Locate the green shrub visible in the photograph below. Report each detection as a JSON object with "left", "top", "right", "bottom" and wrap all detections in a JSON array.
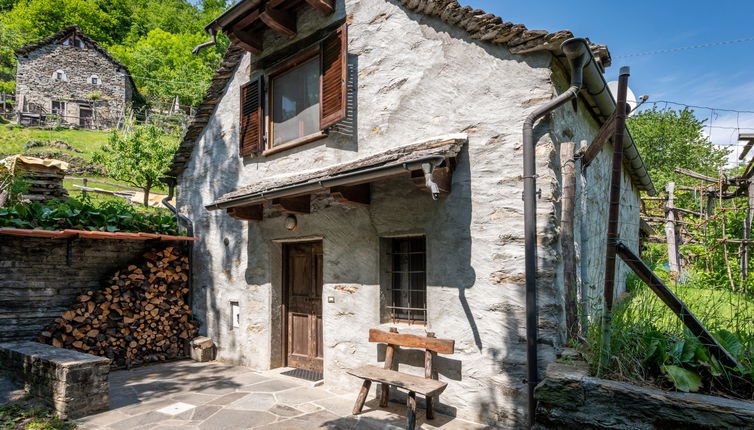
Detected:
[
  {"left": 0, "top": 195, "right": 178, "bottom": 235},
  {"left": 586, "top": 271, "right": 754, "bottom": 399}
]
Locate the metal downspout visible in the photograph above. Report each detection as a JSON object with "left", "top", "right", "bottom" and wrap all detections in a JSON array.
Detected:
[
  {"left": 521, "top": 37, "right": 589, "bottom": 428},
  {"left": 161, "top": 179, "right": 195, "bottom": 327}
]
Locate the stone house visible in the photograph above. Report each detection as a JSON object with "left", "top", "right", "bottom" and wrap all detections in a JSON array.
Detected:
[
  {"left": 14, "top": 25, "right": 138, "bottom": 128},
  {"left": 167, "top": 0, "right": 655, "bottom": 427}
]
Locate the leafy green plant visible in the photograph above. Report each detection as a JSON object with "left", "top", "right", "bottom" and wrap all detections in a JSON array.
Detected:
[
  {"left": 93, "top": 121, "right": 177, "bottom": 207},
  {"left": 0, "top": 162, "right": 29, "bottom": 206},
  {"left": 0, "top": 195, "right": 177, "bottom": 235}
]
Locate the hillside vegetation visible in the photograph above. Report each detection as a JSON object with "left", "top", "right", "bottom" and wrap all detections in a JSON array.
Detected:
[{"left": 0, "top": 0, "right": 231, "bottom": 106}]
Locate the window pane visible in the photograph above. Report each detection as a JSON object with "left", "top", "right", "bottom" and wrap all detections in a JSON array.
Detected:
[
  {"left": 386, "top": 237, "right": 427, "bottom": 323},
  {"left": 271, "top": 58, "right": 320, "bottom": 146}
]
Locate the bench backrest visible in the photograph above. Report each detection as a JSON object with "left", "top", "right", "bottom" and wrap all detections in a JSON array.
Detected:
[{"left": 368, "top": 328, "right": 454, "bottom": 354}]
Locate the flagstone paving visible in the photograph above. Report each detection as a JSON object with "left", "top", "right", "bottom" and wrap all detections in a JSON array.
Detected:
[{"left": 76, "top": 360, "right": 490, "bottom": 429}]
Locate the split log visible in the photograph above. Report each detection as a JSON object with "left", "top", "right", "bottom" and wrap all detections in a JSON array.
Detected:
[{"left": 39, "top": 246, "right": 198, "bottom": 368}]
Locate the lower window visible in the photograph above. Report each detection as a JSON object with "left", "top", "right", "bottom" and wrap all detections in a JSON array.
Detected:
[{"left": 383, "top": 236, "right": 427, "bottom": 324}]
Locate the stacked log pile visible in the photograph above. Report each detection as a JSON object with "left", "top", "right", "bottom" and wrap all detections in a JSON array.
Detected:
[{"left": 39, "top": 246, "right": 198, "bottom": 368}]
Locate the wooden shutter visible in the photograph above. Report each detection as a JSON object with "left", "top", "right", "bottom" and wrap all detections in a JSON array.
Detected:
[
  {"left": 240, "top": 78, "right": 263, "bottom": 157},
  {"left": 320, "top": 24, "right": 347, "bottom": 129}
]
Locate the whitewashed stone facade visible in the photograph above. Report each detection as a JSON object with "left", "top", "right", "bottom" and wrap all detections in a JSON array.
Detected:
[
  {"left": 15, "top": 26, "right": 136, "bottom": 128},
  {"left": 172, "top": 1, "right": 650, "bottom": 427}
]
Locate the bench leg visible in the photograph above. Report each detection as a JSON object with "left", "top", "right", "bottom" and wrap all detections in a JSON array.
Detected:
[
  {"left": 407, "top": 391, "right": 417, "bottom": 430},
  {"left": 379, "top": 382, "right": 389, "bottom": 407},
  {"left": 426, "top": 395, "right": 434, "bottom": 420},
  {"left": 352, "top": 380, "right": 372, "bottom": 415}
]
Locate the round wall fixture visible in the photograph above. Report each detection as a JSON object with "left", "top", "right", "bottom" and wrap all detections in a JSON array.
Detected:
[{"left": 285, "top": 215, "right": 298, "bottom": 231}]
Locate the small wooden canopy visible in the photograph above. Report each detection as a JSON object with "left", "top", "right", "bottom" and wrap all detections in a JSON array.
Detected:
[{"left": 206, "top": 0, "right": 336, "bottom": 55}]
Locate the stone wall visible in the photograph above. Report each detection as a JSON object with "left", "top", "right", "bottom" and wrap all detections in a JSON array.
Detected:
[
  {"left": 15, "top": 40, "right": 131, "bottom": 127},
  {"left": 176, "top": 0, "right": 643, "bottom": 427},
  {"left": 0, "top": 236, "right": 177, "bottom": 342},
  {"left": 0, "top": 341, "right": 109, "bottom": 418},
  {"left": 535, "top": 361, "right": 754, "bottom": 429}
]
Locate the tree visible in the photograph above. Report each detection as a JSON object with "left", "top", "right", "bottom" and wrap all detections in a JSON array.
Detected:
[
  {"left": 628, "top": 107, "right": 729, "bottom": 190},
  {"left": 94, "top": 123, "right": 177, "bottom": 207}
]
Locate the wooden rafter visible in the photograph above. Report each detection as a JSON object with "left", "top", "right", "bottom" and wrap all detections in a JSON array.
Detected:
[
  {"left": 304, "top": 0, "right": 335, "bottom": 15},
  {"left": 330, "top": 184, "right": 370, "bottom": 207},
  {"left": 272, "top": 196, "right": 310, "bottom": 214},
  {"left": 228, "top": 205, "right": 263, "bottom": 221},
  {"left": 260, "top": 7, "right": 296, "bottom": 38}
]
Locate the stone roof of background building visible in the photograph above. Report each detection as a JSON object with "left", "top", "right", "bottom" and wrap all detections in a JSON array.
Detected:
[
  {"left": 16, "top": 25, "right": 130, "bottom": 71},
  {"left": 167, "top": 0, "right": 613, "bottom": 177}
]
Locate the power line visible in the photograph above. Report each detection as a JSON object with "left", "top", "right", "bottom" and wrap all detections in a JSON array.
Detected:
[
  {"left": 130, "top": 75, "right": 206, "bottom": 85},
  {"left": 615, "top": 36, "right": 754, "bottom": 59},
  {"left": 642, "top": 100, "right": 754, "bottom": 115}
]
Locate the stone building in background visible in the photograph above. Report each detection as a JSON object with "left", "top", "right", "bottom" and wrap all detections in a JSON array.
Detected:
[{"left": 14, "top": 25, "right": 139, "bottom": 129}]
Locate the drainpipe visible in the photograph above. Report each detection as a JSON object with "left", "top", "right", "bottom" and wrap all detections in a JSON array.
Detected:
[
  {"left": 161, "top": 177, "right": 195, "bottom": 324},
  {"left": 521, "top": 37, "right": 590, "bottom": 428}
]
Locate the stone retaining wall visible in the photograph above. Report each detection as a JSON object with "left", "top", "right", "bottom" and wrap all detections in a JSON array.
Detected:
[
  {"left": 0, "top": 341, "right": 109, "bottom": 418},
  {"left": 0, "top": 236, "right": 180, "bottom": 341},
  {"left": 535, "top": 361, "right": 754, "bottom": 429}
]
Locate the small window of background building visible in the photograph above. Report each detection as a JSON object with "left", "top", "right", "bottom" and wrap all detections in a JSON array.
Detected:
[
  {"left": 89, "top": 75, "right": 100, "bottom": 85},
  {"left": 52, "top": 70, "right": 67, "bottom": 81}
]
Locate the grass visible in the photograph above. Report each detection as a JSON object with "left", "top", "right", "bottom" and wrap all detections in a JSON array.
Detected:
[
  {"left": 0, "top": 125, "right": 110, "bottom": 161},
  {"left": 0, "top": 125, "right": 170, "bottom": 195},
  {"left": 585, "top": 268, "right": 754, "bottom": 399},
  {"left": 0, "top": 404, "right": 76, "bottom": 430}
]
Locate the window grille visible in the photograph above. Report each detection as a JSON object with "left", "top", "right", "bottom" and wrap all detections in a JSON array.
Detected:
[{"left": 385, "top": 236, "right": 426, "bottom": 324}]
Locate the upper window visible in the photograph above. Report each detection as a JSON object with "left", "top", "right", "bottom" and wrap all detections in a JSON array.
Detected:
[
  {"left": 383, "top": 236, "right": 427, "bottom": 324},
  {"left": 89, "top": 75, "right": 100, "bottom": 85},
  {"left": 270, "top": 55, "right": 321, "bottom": 147},
  {"left": 52, "top": 70, "right": 67, "bottom": 81},
  {"left": 238, "top": 24, "right": 347, "bottom": 157},
  {"left": 62, "top": 37, "right": 84, "bottom": 48}
]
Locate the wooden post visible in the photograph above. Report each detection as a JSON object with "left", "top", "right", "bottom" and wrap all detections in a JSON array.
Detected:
[
  {"left": 741, "top": 180, "right": 754, "bottom": 291},
  {"left": 560, "top": 141, "right": 578, "bottom": 339},
  {"left": 82, "top": 178, "right": 88, "bottom": 199},
  {"left": 665, "top": 182, "right": 681, "bottom": 281},
  {"left": 406, "top": 391, "right": 417, "bottom": 430},
  {"left": 379, "top": 327, "right": 398, "bottom": 407},
  {"left": 577, "top": 140, "right": 590, "bottom": 337},
  {"left": 352, "top": 380, "right": 371, "bottom": 415},
  {"left": 425, "top": 331, "right": 436, "bottom": 420}
]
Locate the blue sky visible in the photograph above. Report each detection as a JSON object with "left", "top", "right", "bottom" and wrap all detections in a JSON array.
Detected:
[{"left": 460, "top": 1, "right": 754, "bottom": 155}]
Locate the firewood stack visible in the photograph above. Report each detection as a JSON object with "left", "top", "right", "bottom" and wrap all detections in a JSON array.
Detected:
[{"left": 39, "top": 246, "right": 199, "bottom": 368}]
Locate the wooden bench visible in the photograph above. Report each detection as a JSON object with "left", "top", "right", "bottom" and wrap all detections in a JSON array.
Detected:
[{"left": 347, "top": 328, "right": 455, "bottom": 430}]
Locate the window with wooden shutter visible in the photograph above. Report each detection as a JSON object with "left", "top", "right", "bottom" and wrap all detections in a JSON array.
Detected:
[
  {"left": 319, "top": 24, "right": 347, "bottom": 129},
  {"left": 240, "top": 79, "right": 263, "bottom": 157}
]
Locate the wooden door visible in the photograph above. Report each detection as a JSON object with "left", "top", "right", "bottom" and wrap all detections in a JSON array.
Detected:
[{"left": 284, "top": 241, "right": 323, "bottom": 372}]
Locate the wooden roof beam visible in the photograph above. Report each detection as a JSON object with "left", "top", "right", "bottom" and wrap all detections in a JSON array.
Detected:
[
  {"left": 304, "top": 0, "right": 335, "bottom": 15},
  {"left": 260, "top": 7, "right": 297, "bottom": 38},
  {"left": 228, "top": 31, "right": 263, "bottom": 55}
]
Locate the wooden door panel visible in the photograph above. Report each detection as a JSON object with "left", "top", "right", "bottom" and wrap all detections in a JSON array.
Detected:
[{"left": 284, "top": 241, "right": 323, "bottom": 373}]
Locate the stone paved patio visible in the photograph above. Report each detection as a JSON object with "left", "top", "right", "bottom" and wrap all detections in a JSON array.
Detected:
[{"left": 77, "top": 360, "right": 489, "bottom": 429}]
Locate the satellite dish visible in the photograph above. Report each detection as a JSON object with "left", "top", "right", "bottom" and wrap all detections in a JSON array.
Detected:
[{"left": 607, "top": 81, "right": 638, "bottom": 116}]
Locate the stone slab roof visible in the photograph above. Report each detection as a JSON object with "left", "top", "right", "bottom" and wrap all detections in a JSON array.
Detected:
[
  {"left": 207, "top": 134, "right": 467, "bottom": 209},
  {"left": 166, "top": 0, "right": 611, "bottom": 177},
  {"left": 16, "top": 25, "right": 129, "bottom": 71}
]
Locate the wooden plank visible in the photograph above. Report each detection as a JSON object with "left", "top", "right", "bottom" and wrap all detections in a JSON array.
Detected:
[
  {"left": 368, "top": 329, "right": 454, "bottom": 354},
  {"left": 65, "top": 176, "right": 142, "bottom": 192},
  {"left": 674, "top": 167, "right": 718, "bottom": 183},
  {"left": 347, "top": 366, "right": 448, "bottom": 397},
  {"left": 578, "top": 110, "right": 617, "bottom": 167}
]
